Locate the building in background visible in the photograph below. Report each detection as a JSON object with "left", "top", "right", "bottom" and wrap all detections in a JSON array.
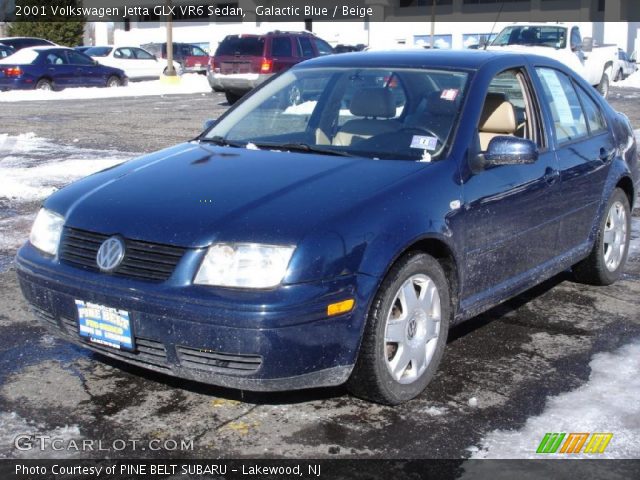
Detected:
[{"left": 84, "top": 1, "right": 638, "bottom": 56}]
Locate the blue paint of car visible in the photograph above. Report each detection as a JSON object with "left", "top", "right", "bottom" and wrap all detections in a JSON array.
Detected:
[
  {"left": 16, "top": 50, "right": 639, "bottom": 404},
  {"left": 0, "top": 46, "right": 126, "bottom": 90}
]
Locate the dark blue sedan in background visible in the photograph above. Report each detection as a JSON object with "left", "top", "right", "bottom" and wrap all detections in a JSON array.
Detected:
[
  {"left": 16, "top": 51, "right": 639, "bottom": 404},
  {"left": 0, "top": 46, "right": 127, "bottom": 91}
]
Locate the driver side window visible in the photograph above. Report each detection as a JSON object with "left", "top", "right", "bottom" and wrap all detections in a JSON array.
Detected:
[{"left": 478, "top": 69, "right": 540, "bottom": 151}]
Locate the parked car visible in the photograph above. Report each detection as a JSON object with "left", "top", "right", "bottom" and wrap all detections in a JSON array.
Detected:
[
  {"left": 0, "top": 37, "right": 55, "bottom": 51},
  {"left": 85, "top": 45, "right": 181, "bottom": 80},
  {"left": 208, "top": 31, "right": 334, "bottom": 104},
  {"left": 140, "top": 42, "right": 208, "bottom": 74},
  {"left": 17, "top": 51, "right": 638, "bottom": 404},
  {"left": 0, "top": 43, "right": 14, "bottom": 59},
  {"left": 613, "top": 48, "right": 637, "bottom": 81},
  {"left": 0, "top": 47, "right": 127, "bottom": 91},
  {"left": 73, "top": 46, "right": 93, "bottom": 53},
  {"left": 335, "top": 44, "right": 366, "bottom": 53},
  {"left": 488, "top": 23, "right": 619, "bottom": 97}
]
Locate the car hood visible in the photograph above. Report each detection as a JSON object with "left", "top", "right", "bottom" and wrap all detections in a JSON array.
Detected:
[{"left": 48, "top": 142, "right": 425, "bottom": 248}]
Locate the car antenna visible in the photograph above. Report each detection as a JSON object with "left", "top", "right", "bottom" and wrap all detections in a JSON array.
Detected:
[{"left": 484, "top": 0, "right": 505, "bottom": 50}]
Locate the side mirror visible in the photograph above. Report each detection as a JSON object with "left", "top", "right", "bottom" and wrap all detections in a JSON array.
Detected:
[
  {"left": 581, "top": 37, "right": 593, "bottom": 53},
  {"left": 203, "top": 119, "right": 216, "bottom": 131},
  {"left": 483, "top": 136, "right": 538, "bottom": 167}
]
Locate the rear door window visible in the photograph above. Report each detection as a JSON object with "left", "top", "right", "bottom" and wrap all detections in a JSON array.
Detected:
[
  {"left": 44, "top": 52, "right": 66, "bottom": 65},
  {"left": 575, "top": 86, "right": 607, "bottom": 135},
  {"left": 536, "top": 68, "right": 589, "bottom": 144},
  {"left": 297, "top": 37, "right": 314, "bottom": 57},
  {"left": 271, "top": 37, "right": 292, "bottom": 57},
  {"left": 114, "top": 48, "right": 135, "bottom": 59}
]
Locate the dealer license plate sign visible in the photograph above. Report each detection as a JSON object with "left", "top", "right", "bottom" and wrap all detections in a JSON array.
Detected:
[{"left": 75, "top": 300, "right": 134, "bottom": 350}]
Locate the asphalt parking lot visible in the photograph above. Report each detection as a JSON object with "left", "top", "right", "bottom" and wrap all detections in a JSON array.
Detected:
[{"left": 0, "top": 88, "right": 639, "bottom": 459}]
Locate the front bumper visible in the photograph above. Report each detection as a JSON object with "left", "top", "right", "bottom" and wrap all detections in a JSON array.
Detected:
[
  {"left": 206, "top": 71, "right": 271, "bottom": 93},
  {"left": 16, "top": 242, "right": 378, "bottom": 391}
]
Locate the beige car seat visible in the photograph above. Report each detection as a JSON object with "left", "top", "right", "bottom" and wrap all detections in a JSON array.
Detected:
[
  {"left": 332, "top": 87, "right": 400, "bottom": 146},
  {"left": 479, "top": 93, "right": 517, "bottom": 151}
]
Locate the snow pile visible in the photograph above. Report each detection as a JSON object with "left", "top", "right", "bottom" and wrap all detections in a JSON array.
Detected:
[
  {"left": 0, "top": 73, "right": 210, "bottom": 102},
  {"left": 613, "top": 70, "right": 640, "bottom": 89},
  {"left": 0, "top": 133, "right": 132, "bottom": 201},
  {"left": 470, "top": 339, "right": 640, "bottom": 459}
]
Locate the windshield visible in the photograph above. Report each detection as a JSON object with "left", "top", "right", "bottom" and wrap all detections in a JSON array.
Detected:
[
  {"left": 492, "top": 26, "right": 567, "bottom": 49},
  {"left": 85, "top": 47, "right": 112, "bottom": 57},
  {"left": 205, "top": 67, "right": 468, "bottom": 161}
]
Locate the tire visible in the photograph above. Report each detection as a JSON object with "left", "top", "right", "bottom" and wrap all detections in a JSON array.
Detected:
[
  {"left": 573, "top": 188, "right": 631, "bottom": 286},
  {"left": 347, "top": 252, "right": 451, "bottom": 405},
  {"left": 597, "top": 68, "right": 610, "bottom": 98},
  {"left": 106, "top": 76, "right": 121, "bottom": 88},
  {"left": 225, "top": 91, "right": 243, "bottom": 105},
  {"left": 614, "top": 68, "right": 623, "bottom": 82},
  {"left": 35, "top": 79, "right": 53, "bottom": 91}
]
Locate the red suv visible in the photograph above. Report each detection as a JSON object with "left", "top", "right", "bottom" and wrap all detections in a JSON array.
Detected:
[{"left": 208, "top": 31, "right": 334, "bottom": 104}]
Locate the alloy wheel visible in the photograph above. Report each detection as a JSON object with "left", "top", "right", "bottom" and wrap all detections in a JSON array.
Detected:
[
  {"left": 603, "top": 200, "right": 628, "bottom": 272},
  {"left": 384, "top": 274, "right": 441, "bottom": 384}
]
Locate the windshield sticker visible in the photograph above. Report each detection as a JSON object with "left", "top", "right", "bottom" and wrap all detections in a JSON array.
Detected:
[
  {"left": 411, "top": 135, "right": 438, "bottom": 151},
  {"left": 440, "top": 89, "right": 459, "bottom": 101}
]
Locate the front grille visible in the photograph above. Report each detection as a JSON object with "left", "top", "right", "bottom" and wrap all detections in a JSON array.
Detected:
[
  {"left": 59, "top": 227, "right": 186, "bottom": 282},
  {"left": 177, "top": 345, "right": 262, "bottom": 375},
  {"left": 59, "top": 315, "right": 171, "bottom": 371}
]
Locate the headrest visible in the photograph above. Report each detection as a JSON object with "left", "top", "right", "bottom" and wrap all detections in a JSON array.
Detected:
[
  {"left": 350, "top": 88, "right": 396, "bottom": 118},
  {"left": 425, "top": 90, "right": 459, "bottom": 116},
  {"left": 479, "top": 93, "right": 517, "bottom": 134}
]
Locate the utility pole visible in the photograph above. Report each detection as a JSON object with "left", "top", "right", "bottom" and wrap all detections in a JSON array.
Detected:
[
  {"left": 430, "top": 0, "right": 436, "bottom": 48},
  {"left": 165, "top": 0, "right": 176, "bottom": 76}
]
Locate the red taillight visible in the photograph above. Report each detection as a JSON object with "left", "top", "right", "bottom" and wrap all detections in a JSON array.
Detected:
[
  {"left": 260, "top": 58, "right": 273, "bottom": 74},
  {"left": 3, "top": 66, "right": 22, "bottom": 77}
]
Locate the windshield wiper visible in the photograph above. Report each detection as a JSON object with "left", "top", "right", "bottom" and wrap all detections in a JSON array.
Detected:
[
  {"left": 257, "top": 142, "right": 357, "bottom": 158},
  {"left": 199, "top": 136, "right": 245, "bottom": 148}
]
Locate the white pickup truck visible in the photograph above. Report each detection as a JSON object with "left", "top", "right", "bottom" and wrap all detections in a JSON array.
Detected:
[{"left": 488, "top": 23, "right": 619, "bottom": 98}]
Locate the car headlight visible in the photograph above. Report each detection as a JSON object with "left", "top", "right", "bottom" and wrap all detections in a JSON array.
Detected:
[
  {"left": 194, "top": 243, "right": 295, "bottom": 288},
  {"left": 29, "top": 208, "right": 65, "bottom": 256}
]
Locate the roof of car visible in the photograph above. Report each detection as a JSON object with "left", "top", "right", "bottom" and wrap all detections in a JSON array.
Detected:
[{"left": 296, "top": 49, "right": 557, "bottom": 71}]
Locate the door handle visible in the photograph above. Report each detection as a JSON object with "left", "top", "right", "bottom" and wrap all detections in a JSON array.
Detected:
[
  {"left": 599, "top": 147, "right": 615, "bottom": 162},
  {"left": 544, "top": 168, "right": 560, "bottom": 185}
]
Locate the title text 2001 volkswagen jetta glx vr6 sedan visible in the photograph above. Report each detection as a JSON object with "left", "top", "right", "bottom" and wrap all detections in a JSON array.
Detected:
[{"left": 17, "top": 51, "right": 639, "bottom": 404}]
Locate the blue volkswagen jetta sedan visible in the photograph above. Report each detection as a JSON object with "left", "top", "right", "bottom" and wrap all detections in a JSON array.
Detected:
[
  {"left": 0, "top": 46, "right": 126, "bottom": 91},
  {"left": 16, "top": 51, "right": 639, "bottom": 404}
]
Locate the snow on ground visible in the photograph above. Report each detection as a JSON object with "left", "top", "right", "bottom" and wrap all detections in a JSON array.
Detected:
[
  {"left": 0, "top": 74, "right": 210, "bottom": 102},
  {"left": 469, "top": 339, "right": 640, "bottom": 459},
  {"left": 613, "top": 70, "right": 640, "bottom": 89},
  {"left": 0, "top": 133, "right": 135, "bottom": 272},
  {"left": 0, "top": 411, "right": 82, "bottom": 459},
  {"left": 0, "top": 133, "right": 133, "bottom": 201}
]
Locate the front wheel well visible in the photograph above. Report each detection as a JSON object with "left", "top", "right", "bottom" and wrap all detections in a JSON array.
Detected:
[
  {"left": 617, "top": 176, "right": 636, "bottom": 209},
  {"left": 396, "top": 238, "right": 460, "bottom": 318}
]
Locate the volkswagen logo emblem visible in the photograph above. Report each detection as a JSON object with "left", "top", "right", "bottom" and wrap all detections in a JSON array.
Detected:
[{"left": 96, "top": 236, "right": 125, "bottom": 272}]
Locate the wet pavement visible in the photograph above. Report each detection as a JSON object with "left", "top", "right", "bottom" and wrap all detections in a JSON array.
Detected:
[{"left": 0, "top": 88, "right": 639, "bottom": 459}]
